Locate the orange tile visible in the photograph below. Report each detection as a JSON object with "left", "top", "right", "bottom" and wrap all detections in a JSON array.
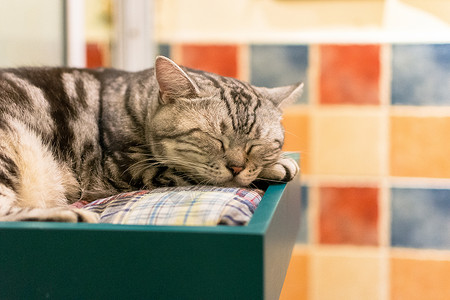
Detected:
[
  {"left": 279, "top": 249, "right": 308, "bottom": 300},
  {"left": 319, "top": 186, "right": 379, "bottom": 246},
  {"left": 282, "top": 110, "right": 309, "bottom": 174},
  {"left": 311, "top": 250, "right": 381, "bottom": 300},
  {"left": 391, "top": 257, "right": 450, "bottom": 300},
  {"left": 179, "top": 44, "right": 239, "bottom": 78},
  {"left": 319, "top": 45, "right": 380, "bottom": 105},
  {"left": 86, "top": 42, "right": 105, "bottom": 68},
  {"left": 313, "top": 111, "right": 382, "bottom": 176},
  {"left": 390, "top": 116, "right": 450, "bottom": 178}
]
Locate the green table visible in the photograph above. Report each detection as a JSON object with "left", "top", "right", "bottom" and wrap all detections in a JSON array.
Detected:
[{"left": 0, "top": 172, "right": 301, "bottom": 299}]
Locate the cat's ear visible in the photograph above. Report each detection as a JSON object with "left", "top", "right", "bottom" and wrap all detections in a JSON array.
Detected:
[
  {"left": 155, "top": 56, "right": 199, "bottom": 104},
  {"left": 256, "top": 82, "right": 304, "bottom": 109}
]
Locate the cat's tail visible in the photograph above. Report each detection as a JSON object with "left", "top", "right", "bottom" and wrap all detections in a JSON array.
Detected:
[{"left": 0, "top": 119, "right": 99, "bottom": 223}]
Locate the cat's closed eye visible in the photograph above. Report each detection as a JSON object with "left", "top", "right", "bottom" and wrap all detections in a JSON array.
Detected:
[
  {"left": 246, "top": 140, "right": 281, "bottom": 154},
  {"left": 218, "top": 139, "right": 226, "bottom": 152},
  {"left": 246, "top": 144, "right": 256, "bottom": 155}
]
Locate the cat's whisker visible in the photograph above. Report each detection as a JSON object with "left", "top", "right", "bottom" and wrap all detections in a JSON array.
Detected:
[
  {"left": 249, "top": 182, "right": 260, "bottom": 189},
  {"left": 121, "top": 159, "right": 163, "bottom": 177},
  {"left": 283, "top": 129, "right": 299, "bottom": 139},
  {"left": 255, "top": 177, "right": 286, "bottom": 184}
]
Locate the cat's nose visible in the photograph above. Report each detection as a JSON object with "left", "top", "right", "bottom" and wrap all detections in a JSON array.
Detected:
[{"left": 228, "top": 165, "right": 244, "bottom": 176}]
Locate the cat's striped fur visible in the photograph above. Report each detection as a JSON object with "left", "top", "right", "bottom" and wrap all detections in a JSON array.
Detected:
[{"left": 0, "top": 56, "right": 301, "bottom": 222}]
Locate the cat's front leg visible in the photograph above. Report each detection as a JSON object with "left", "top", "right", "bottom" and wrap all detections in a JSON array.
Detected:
[{"left": 258, "top": 155, "right": 299, "bottom": 183}]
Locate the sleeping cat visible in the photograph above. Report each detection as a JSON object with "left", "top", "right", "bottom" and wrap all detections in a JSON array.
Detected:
[{"left": 0, "top": 56, "right": 301, "bottom": 222}]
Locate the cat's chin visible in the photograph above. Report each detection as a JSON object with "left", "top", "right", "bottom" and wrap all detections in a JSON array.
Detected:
[
  {"left": 218, "top": 182, "right": 246, "bottom": 188},
  {"left": 217, "top": 177, "right": 253, "bottom": 188}
]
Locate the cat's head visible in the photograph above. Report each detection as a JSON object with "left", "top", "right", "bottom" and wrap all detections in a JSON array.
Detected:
[{"left": 148, "top": 56, "right": 302, "bottom": 187}]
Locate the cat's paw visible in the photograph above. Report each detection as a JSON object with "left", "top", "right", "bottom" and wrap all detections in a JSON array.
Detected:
[
  {"left": 258, "top": 156, "right": 299, "bottom": 182},
  {"left": 45, "top": 208, "right": 100, "bottom": 223},
  {"left": 1, "top": 207, "right": 100, "bottom": 223}
]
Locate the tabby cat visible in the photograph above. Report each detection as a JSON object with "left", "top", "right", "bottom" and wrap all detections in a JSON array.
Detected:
[{"left": 0, "top": 56, "right": 301, "bottom": 222}]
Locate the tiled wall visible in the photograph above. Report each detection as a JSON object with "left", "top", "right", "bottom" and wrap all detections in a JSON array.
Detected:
[{"left": 158, "top": 42, "right": 450, "bottom": 299}]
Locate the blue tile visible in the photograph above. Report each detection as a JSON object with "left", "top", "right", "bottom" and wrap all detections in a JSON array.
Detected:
[
  {"left": 391, "top": 188, "right": 450, "bottom": 250},
  {"left": 296, "top": 185, "right": 308, "bottom": 244},
  {"left": 391, "top": 44, "right": 450, "bottom": 105},
  {"left": 250, "top": 45, "right": 308, "bottom": 104},
  {"left": 157, "top": 44, "right": 171, "bottom": 58}
]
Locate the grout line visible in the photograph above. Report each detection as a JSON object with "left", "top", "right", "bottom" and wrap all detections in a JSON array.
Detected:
[
  {"left": 171, "top": 43, "right": 183, "bottom": 63},
  {"left": 379, "top": 43, "right": 391, "bottom": 108},
  {"left": 238, "top": 44, "right": 250, "bottom": 82},
  {"left": 155, "top": 33, "right": 450, "bottom": 45},
  {"left": 301, "top": 244, "right": 450, "bottom": 260},
  {"left": 379, "top": 43, "right": 392, "bottom": 300},
  {"left": 390, "top": 106, "right": 450, "bottom": 116},
  {"left": 308, "top": 44, "right": 320, "bottom": 178},
  {"left": 306, "top": 43, "right": 320, "bottom": 300},
  {"left": 389, "top": 177, "right": 450, "bottom": 188},
  {"left": 308, "top": 105, "right": 387, "bottom": 115},
  {"left": 301, "top": 174, "right": 450, "bottom": 189},
  {"left": 380, "top": 246, "right": 391, "bottom": 300},
  {"left": 307, "top": 244, "right": 384, "bottom": 256},
  {"left": 301, "top": 174, "right": 383, "bottom": 186},
  {"left": 308, "top": 183, "right": 320, "bottom": 247},
  {"left": 379, "top": 43, "right": 391, "bottom": 180},
  {"left": 307, "top": 44, "right": 321, "bottom": 252},
  {"left": 308, "top": 244, "right": 317, "bottom": 300},
  {"left": 379, "top": 185, "right": 391, "bottom": 300},
  {"left": 308, "top": 44, "right": 320, "bottom": 108},
  {"left": 379, "top": 181, "right": 391, "bottom": 300},
  {"left": 390, "top": 247, "right": 450, "bottom": 260}
]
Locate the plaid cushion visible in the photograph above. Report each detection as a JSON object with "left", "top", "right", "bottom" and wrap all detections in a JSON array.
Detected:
[{"left": 74, "top": 186, "right": 263, "bottom": 226}]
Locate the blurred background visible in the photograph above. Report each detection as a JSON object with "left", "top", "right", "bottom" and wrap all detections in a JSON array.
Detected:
[{"left": 1, "top": 0, "right": 449, "bottom": 299}]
